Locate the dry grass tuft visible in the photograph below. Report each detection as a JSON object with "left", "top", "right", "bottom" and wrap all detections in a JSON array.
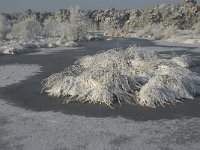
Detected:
[{"left": 42, "top": 46, "right": 200, "bottom": 108}]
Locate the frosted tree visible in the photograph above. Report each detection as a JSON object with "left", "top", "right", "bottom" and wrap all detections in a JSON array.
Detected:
[
  {"left": 0, "top": 14, "right": 8, "bottom": 40},
  {"left": 43, "top": 17, "right": 66, "bottom": 38},
  {"left": 100, "top": 17, "right": 113, "bottom": 31},
  {"left": 62, "top": 6, "right": 87, "bottom": 42},
  {"left": 12, "top": 17, "right": 43, "bottom": 40}
]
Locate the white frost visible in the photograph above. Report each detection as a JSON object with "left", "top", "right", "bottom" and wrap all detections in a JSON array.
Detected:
[
  {"left": 42, "top": 46, "right": 200, "bottom": 108},
  {"left": 0, "top": 99, "right": 200, "bottom": 150},
  {"left": 0, "top": 64, "right": 41, "bottom": 87}
]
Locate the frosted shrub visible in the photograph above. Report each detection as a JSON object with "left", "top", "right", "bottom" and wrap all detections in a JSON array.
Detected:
[
  {"left": 12, "top": 17, "right": 43, "bottom": 40},
  {"left": 42, "top": 46, "right": 200, "bottom": 108},
  {"left": 137, "top": 24, "right": 165, "bottom": 39},
  {"left": 62, "top": 6, "right": 86, "bottom": 42},
  {"left": 138, "top": 65, "right": 200, "bottom": 107},
  {"left": 101, "top": 17, "right": 126, "bottom": 37},
  {"left": 43, "top": 17, "right": 66, "bottom": 37},
  {"left": 0, "top": 14, "right": 8, "bottom": 40},
  {"left": 137, "top": 24, "right": 177, "bottom": 40},
  {"left": 100, "top": 17, "right": 113, "bottom": 31}
]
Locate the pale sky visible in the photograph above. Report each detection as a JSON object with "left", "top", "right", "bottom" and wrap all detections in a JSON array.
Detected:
[{"left": 0, "top": 0, "right": 199, "bottom": 13}]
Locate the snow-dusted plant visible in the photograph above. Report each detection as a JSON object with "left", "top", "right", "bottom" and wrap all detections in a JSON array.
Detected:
[
  {"left": 100, "top": 17, "right": 113, "bottom": 31},
  {"left": 136, "top": 24, "right": 164, "bottom": 39},
  {"left": 62, "top": 6, "right": 87, "bottom": 42},
  {"left": 136, "top": 24, "right": 177, "bottom": 40},
  {"left": 42, "top": 46, "right": 200, "bottom": 108},
  {"left": 12, "top": 17, "right": 43, "bottom": 40},
  {"left": 100, "top": 17, "right": 125, "bottom": 37},
  {"left": 163, "top": 26, "right": 177, "bottom": 39},
  {"left": 43, "top": 17, "right": 66, "bottom": 38},
  {"left": 0, "top": 14, "right": 8, "bottom": 40},
  {"left": 171, "top": 55, "right": 195, "bottom": 68}
]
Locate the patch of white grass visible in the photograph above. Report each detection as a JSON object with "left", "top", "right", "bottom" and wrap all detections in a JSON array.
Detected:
[
  {"left": 138, "top": 65, "right": 200, "bottom": 107},
  {"left": 42, "top": 46, "right": 200, "bottom": 108}
]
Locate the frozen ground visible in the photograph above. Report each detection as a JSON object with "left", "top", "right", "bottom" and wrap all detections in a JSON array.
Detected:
[
  {"left": 0, "top": 64, "right": 41, "bottom": 87},
  {"left": 1, "top": 99, "right": 200, "bottom": 150},
  {"left": 0, "top": 37, "right": 200, "bottom": 150}
]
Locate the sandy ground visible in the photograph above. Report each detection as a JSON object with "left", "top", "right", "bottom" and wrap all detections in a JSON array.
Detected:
[{"left": 0, "top": 37, "right": 200, "bottom": 150}]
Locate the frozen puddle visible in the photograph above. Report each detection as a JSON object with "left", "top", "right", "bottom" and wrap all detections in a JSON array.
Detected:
[
  {"left": 0, "top": 64, "right": 41, "bottom": 87},
  {"left": 0, "top": 100, "right": 200, "bottom": 150}
]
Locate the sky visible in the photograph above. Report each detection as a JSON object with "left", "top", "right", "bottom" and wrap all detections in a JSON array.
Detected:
[{"left": 0, "top": 0, "right": 199, "bottom": 13}]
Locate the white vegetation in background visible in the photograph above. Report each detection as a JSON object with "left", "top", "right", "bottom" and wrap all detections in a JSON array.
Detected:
[
  {"left": 62, "top": 6, "right": 87, "bottom": 42},
  {"left": 43, "top": 17, "right": 66, "bottom": 38},
  {"left": 100, "top": 17, "right": 113, "bottom": 31},
  {"left": 136, "top": 24, "right": 177, "bottom": 40},
  {"left": 12, "top": 17, "right": 43, "bottom": 40},
  {"left": 193, "top": 22, "right": 200, "bottom": 35},
  {"left": 1, "top": 6, "right": 91, "bottom": 55},
  {"left": 0, "top": 14, "right": 9, "bottom": 40},
  {"left": 103, "top": 23, "right": 178, "bottom": 39},
  {"left": 123, "top": 23, "right": 200, "bottom": 45},
  {"left": 41, "top": 46, "right": 200, "bottom": 108},
  {"left": 100, "top": 17, "right": 125, "bottom": 37}
]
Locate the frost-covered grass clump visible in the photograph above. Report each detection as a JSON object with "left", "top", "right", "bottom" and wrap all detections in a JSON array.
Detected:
[{"left": 42, "top": 46, "right": 200, "bottom": 108}]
